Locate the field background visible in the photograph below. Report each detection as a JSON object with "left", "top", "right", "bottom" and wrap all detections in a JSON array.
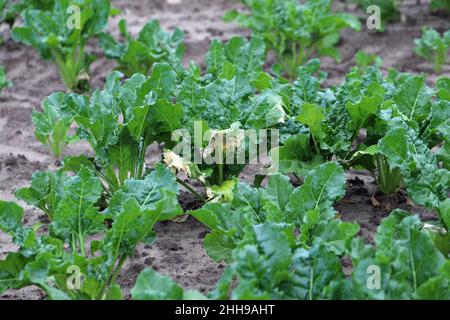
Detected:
[{"left": 0, "top": 0, "right": 449, "bottom": 299}]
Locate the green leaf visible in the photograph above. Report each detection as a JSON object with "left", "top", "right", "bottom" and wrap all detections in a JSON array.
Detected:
[
  {"left": 0, "top": 253, "right": 30, "bottom": 293},
  {"left": 15, "top": 170, "right": 64, "bottom": 219},
  {"left": 346, "top": 94, "right": 382, "bottom": 131},
  {"left": 101, "top": 19, "right": 184, "bottom": 76},
  {"left": 0, "top": 201, "right": 24, "bottom": 235},
  {"left": 292, "top": 244, "right": 344, "bottom": 300},
  {"left": 436, "top": 77, "right": 450, "bottom": 101},
  {"left": 132, "top": 268, "right": 204, "bottom": 300},
  {"left": 287, "top": 162, "right": 345, "bottom": 222},
  {"left": 393, "top": 75, "right": 432, "bottom": 123},
  {"left": 438, "top": 199, "right": 450, "bottom": 230},
  {"left": 378, "top": 119, "right": 449, "bottom": 214},
  {"left": 101, "top": 197, "right": 160, "bottom": 272},
  {"left": 108, "top": 164, "right": 182, "bottom": 221},
  {"left": 204, "top": 231, "right": 235, "bottom": 263},
  {"left": 107, "top": 128, "right": 139, "bottom": 184},
  {"left": 51, "top": 168, "right": 104, "bottom": 242},
  {"left": 274, "top": 133, "right": 322, "bottom": 176},
  {"left": 296, "top": 103, "right": 326, "bottom": 140},
  {"left": 376, "top": 211, "right": 446, "bottom": 293},
  {"left": 0, "top": 65, "right": 11, "bottom": 93},
  {"left": 264, "top": 174, "right": 294, "bottom": 212}
]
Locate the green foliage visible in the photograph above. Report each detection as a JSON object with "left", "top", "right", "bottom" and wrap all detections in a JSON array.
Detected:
[
  {"left": 274, "top": 61, "right": 448, "bottom": 206},
  {"left": 15, "top": 170, "right": 65, "bottom": 220},
  {"left": 47, "top": 67, "right": 182, "bottom": 194},
  {"left": 225, "top": 0, "right": 360, "bottom": 78},
  {"left": 2, "top": 3, "right": 449, "bottom": 301},
  {"left": 208, "top": 208, "right": 448, "bottom": 299},
  {"left": 11, "top": 0, "right": 111, "bottom": 92},
  {"left": 414, "top": 27, "right": 450, "bottom": 73},
  {"left": 378, "top": 118, "right": 450, "bottom": 228},
  {"left": 33, "top": 93, "right": 77, "bottom": 159},
  {"left": 337, "top": 211, "right": 449, "bottom": 299},
  {"left": 172, "top": 36, "right": 288, "bottom": 188},
  {"left": 354, "top": 50, "right": 382, "bottom": 72},
  {"left": 430, "top": 0, "right": 450, "bottom": 12},
  {"left": 0, "top": 0, "right": 54, "bottom": 28},
  {"left": 190, "top": 162, "right": 347, "bottom": 262},
  {"left": 352, "top": 0, "right": 401, "bottom": 31},
  {"left": 131, "top": 268, "right": 206, "bottom": 300},
  {"left": 0, "top": 165, "right": 182, "bottom": 300},
  {"left": 0, "top": 65, "right": 11, "bottom": 93},
  {"left": 99, "top": 19, "right": 185, "bottom": 77}
]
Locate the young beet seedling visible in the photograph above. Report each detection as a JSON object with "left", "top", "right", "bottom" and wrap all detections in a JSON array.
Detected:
[
  {"left": 414, "top": 27, "right": 450, "bottom": 73},
  {"left": 11, "top": 0, "right": 111, "bottom": 92}
]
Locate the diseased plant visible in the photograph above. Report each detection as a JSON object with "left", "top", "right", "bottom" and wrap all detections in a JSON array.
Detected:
[
  {"left": 11, "top": 0, "right": 111, "bottom": 92},
  {"left": 414, "top": 27, "right": 450, "bottom": 73},
  {"left": 164, "top": 36, "right": 289, "bottom": 197},
  {"left": 99, "top": 19, "right": 185, "bottom": 77},
  {"left": 225, "top": 0, "right": 360, "bottom": 79},
  {"left": 0, "top": 165, "right": 182, "bottom": 300}
]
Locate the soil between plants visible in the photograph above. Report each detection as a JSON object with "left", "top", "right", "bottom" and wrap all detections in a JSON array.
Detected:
[{"left": 0, "top": 0, "right": 448, "bottom": 299}]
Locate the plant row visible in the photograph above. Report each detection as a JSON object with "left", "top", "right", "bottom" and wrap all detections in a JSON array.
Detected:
[{"left": 0, "top": 0, "right": 448, "bottom": 299}]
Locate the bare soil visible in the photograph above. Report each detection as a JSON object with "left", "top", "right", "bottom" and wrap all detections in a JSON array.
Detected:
[{"left": 0, "top": 0, "right": 448, "bottom": 299}]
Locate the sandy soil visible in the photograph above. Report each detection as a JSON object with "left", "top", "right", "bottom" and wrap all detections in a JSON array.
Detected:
[{"left": 0, "top": 0, "right": 448, "bottom": 299}]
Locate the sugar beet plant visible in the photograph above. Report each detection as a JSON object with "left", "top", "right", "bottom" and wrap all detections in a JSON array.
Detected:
[
  {"left": 11, "top": 0, "right": 112, "bottom": 92},
  {"left": 99, "top": 19, "right": 185, "bottom": 77},
  {"left": 32, "top": 93, "right": 77, "bottom": 159},
  {"left": 225, "top": 0, "right": 360, "bottom": 79},
  {"left": 414, "top": 27, "right": 450, "bottom": 73},
  {"left": 2, "top": 2, "right": 450, "bottom": 301},
  {"left": 35, "top": 36, "right": 289, "bottom": 199},
  {"left": 49, "top": 65, "right": 183, "bottom": 196},
  {"left": 184, "top": 163, "right": 449, "bottom": 299},
  {"left": 275, "top": 61, "right": 449, "bottom": 206},
  {"left": 264, "top": 60, "right": 449, "bottom": 255},
  {"left": 0, "top": 0, "right": 54, "bottom": 29},
  {"left": 172, "top": 36, "right": 289, "bottom": 192},
  {"left": 209, "top": 211, "right": 449, "bottom": 299},
  {"left": 0, "top": 165, "right": 182, "bottom": 299}
]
